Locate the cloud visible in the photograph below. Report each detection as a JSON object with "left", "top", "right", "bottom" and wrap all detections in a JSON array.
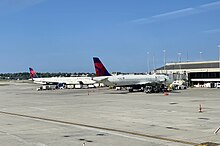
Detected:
[
  {"left": 203, "top": 28, "right": 220, "bottom": 33},
  {"left": 131, "top": 18, "right": 154, "bottom": 24},
  {"left": 200, "top": 1, "right": 220, "bottom": 9},
  {"left": 131, "top": 1, "right": 220, "bottom": 24},
  {"left": 151, "top": 8, "right": 195, "bottom": 18},
  {"left": 130, "top": 7, "right": 196, "bottom": 24}
]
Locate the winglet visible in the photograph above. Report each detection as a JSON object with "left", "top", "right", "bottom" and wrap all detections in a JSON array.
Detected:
[
  {"left": 29, "top": 67, "right": 38, "bottom": 78},
  {"left": 93, "top": 57, "right": 111, "bottom": 76}
]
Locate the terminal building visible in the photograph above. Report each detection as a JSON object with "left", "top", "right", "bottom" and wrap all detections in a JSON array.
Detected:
[{"left": 155, "top": 61, "right": 220, "bottom": 87}]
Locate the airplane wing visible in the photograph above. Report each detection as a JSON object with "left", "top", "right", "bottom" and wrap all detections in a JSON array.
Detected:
[
  {"left": 134, "top": 80, "right": 164, "bottom": 86},
  {"left": 93, "top": 76, "right": 109, "bottom": 82},
  {"left": 135, "top": 81, "right": 151, "bottom": 85},
  {"left": 64, "top": 81, "right": 82, "bottom": 85}
]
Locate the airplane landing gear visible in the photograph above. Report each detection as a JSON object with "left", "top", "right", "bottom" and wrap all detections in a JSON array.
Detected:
[
  {"left": 128, "top": 87, "right": 133, "bottom": 92},
  {"left": 144, "top": 85, "right": 161, "bottom": 93},
  {"left": 144, "top": 86, "right": 152, "bottom": 93}
]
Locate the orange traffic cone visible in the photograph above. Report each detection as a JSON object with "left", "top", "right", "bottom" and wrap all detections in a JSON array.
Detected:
[
  {"left": 199, "top": 104, "right": 202, "bottom": 113},
  {"left": 164, "top": 92, "right": 168, "bottom": 96}
]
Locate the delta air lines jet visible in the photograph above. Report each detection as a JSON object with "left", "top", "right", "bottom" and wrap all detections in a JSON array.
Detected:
[
  {"left": 29, "top": 68, "right": 95, "bottom": 86},
  {"left": 93, "top": 57, "right": 172, "bottom": 93}
]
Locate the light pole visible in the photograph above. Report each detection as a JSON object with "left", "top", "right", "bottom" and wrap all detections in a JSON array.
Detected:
[
  {"left": 163, "top": 50, "right": 166, "bottom": 74},
  {"left": 153, "top": 55, "right": 155, "bottom": 71},
  {"left": 200, "top": 52, "right": 203, "bottom": 61},
  {"left": 218, "top": 45, "right": 220, "bottom": 68},
  {"left": 178, "top": 52, "right": 182, "bottom": 63},
  {"left": 186, "top": 51, "right": 189, "bottom": 62},
  {"left": 178, "top": 52, "right": 182, "bottom": 80},
  {"left": 147, "top": 52, "right": 150, "bottom": 74}
]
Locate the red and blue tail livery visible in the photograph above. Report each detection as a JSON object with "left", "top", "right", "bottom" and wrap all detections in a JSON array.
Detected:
[
  {"left": 93, "top": 57, "right": 111, "bottom": 76},
  {"left": 29, "top": 67, "right": 38, "bottom": 78}
]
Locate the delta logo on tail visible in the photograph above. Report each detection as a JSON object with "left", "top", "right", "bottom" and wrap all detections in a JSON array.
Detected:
[
  {"left": 93, "top": 57, "right": 111, "bottom": 76},
  {"left": 29, "top": 67, "right": 38, "bottom": 78}
]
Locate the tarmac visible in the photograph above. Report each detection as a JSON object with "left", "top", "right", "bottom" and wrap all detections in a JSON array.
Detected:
[{"left": 0, "top": 80, "right": 219, "bottom": 146}]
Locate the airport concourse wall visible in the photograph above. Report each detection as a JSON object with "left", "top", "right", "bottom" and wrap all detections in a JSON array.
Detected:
[
  {"left": 188, "top": 72, "right": 220, "bottom": 86},
  {"left": 155, "top": 71, "right": 220, "bottom": 86},
  {"left": 155, "top": 61, "right": 220, "bottom": 87}
]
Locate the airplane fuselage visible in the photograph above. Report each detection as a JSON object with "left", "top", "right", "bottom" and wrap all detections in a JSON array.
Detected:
[
  {"left": 94, "top": 74, "right": 171, "bottom": 87},
  {"left": 32, "top": 77, "right": 96, "bottom": 85}
]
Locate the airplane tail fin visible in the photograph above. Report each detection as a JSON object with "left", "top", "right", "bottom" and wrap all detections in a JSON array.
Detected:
[
  {"left": 29, "top": 67, "right": 38, "bottom": 78},
  {"left": 93, "top": 57, "right": 111, "bottom": 76}
]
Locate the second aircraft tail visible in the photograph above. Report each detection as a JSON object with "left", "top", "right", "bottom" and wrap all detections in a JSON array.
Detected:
[{"left": 29, "top": 67, "right": 38, "bottom": 78}]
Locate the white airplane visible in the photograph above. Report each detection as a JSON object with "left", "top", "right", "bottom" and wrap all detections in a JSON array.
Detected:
[
  {"left": 93, "top": 57, "right": 172, "bottom": 93},
  {"left": 29, "top": 68, "right": 96, "bottom": 87}
]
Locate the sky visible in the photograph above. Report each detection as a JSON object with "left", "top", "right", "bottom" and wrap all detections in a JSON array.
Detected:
[{"left": 0, "top": 0, "right": 220, "bottom": 73}]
